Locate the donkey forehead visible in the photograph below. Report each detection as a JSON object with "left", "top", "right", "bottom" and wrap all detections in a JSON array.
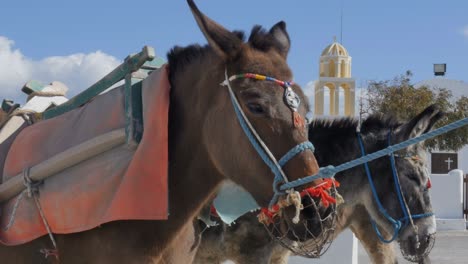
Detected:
[
  {"left": 232, "top": 46, "right": 309, "bottom": 111},
  {"left": 409, "top": 151, "right": 428, "bottom": 172},
  {"left": 235, "top": 78, "right": 308, "bottom": 113},
  {"left": 238, "top": 45, "right": 292, "bottom": 78},
  {"left": 398, "top": 153, "right": 430, "bottom": 180},
  {"left": 369, "top": 134, "right": 429, "bottom": 178}
]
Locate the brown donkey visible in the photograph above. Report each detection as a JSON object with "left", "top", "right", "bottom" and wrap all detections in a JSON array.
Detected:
[{"left": 0, "top": 1, "right": 324, "bottom": 263}]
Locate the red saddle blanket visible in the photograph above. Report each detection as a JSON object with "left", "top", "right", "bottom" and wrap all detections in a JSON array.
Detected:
[{"left": 0, "top": 65, "right": 170, "bottom": 245}]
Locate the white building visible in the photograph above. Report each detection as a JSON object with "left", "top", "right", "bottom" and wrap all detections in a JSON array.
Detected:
[
  {"left": 414, "top": 78, "right": 468, "bottom": 174},
  {"left": 415, "top": 77, "right": 468, "bottom": 230}
]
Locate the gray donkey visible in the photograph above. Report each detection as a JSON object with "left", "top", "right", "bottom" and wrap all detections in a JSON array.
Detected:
[{"left": 195, "top": 105, "right": 443, "bottom": 264}]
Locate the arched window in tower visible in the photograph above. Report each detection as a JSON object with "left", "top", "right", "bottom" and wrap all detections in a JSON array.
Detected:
[
  {"left": 323, "top": 84, "right": 332, "bottom": 116},
  {"left": 338, "top": 85, "right": 345, "bottom": 115}
]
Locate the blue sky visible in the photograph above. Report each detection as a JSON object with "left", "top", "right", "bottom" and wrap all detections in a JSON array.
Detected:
[{"left": 1, "top": 0, "right": 467, "bottom": 101}]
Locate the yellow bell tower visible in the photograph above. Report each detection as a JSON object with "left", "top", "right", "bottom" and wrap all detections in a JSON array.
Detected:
[{"left": 314, "top": 37, "right": 355, "bottom": 116}]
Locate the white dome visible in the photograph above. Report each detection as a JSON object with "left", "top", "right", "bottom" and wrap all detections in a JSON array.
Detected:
[{"left": 321, "top": 41, "right": 349, "bottom": 57}]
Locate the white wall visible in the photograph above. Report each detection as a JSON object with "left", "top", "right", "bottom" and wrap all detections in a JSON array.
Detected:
[
  {"left": 431, "top": 170, "right": 464, "bottom": 219},
  {"left": 459, "top": 146, "right": 468, "bottom": 173},
  {"left": 430, "top": 169, "right": 466, "bottom": 230},
  {"left": 289, "top": 229, "right": 358, "bottom": 264}
]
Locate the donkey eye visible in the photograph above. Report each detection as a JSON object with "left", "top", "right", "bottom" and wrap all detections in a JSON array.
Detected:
[
  {"left": 407, "top": 173, "right": 421, "bottom": 185},
  {"left": 247, "top": 103, "right": 265, "bottom": 115}
]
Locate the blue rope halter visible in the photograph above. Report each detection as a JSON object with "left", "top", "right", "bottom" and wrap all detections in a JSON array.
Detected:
[
  {"left": 357, "top": 132, "right": 433, "bottom": 243},
  {"left": 221, "top": 69, "right": 315, "bottom": 207},
  {"left": 280, "top": 117, "right": 468, "bottom": 191}
]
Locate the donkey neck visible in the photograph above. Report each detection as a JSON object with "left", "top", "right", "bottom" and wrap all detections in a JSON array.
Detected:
[
  {"left": 310, "top": 125, "right": 374, "bottom": 204},
  {"left": 167, "top": 50, "right": 226, "bottom": 225}
]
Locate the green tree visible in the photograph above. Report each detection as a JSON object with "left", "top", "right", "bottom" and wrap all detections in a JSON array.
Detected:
[
  {"left": 364, "top": 71, "right": 468, "bottom": 151},
  {"left": 438, "top": 96, "right": 468, "bottom": 151}
]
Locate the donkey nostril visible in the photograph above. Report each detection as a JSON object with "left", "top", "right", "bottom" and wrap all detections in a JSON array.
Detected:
[{"left": 425, "top": 234, "right": 435, "bottom": 243}]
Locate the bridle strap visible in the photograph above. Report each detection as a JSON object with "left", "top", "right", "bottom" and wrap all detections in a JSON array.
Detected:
[
  {"left": 222, "top": 68, "right": 315, "bottom": 207},
  {"left": 357, "top": 132, "right": 433, "bottom": 243},
  {"left": 357, "top": 132, "right": 401, "bottom": 242},
  {"left": 387, "top": 133, "right": 411, "bottom": 228},
  {"left": 279, "top": 142, "right": 315, "bottom": 167},
  {"left": 224, "top": 69, "right": 288, "bottom": 183}
]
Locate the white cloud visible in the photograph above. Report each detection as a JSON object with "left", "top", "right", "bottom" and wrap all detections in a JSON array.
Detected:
[
  {"left": 461, "top": 25, "right": 468, "bottom": 38},
  {"left": 0, "top": 36, "right": 120, "bottom": 102},
  {"left": 303, "top": 80, "right": 316, "bottom": 99}
]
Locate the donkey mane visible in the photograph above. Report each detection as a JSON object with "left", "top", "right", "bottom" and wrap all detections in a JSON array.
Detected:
[
  {"left": 309, "top": 118, "right": 358, "bottom": 140},
  {"left": 361, "top": 115, "right": 403, "bottom": 134},
  {"left": 310, "top": 114, "right": 403, "bottom": 139},
  {"left": 167, "top": 44, "right": 211, "bottom": 84}
]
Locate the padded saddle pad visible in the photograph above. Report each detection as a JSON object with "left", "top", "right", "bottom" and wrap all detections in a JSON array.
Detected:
[{"left": 0, "top": 65, "right": 170, "bottom": 245}]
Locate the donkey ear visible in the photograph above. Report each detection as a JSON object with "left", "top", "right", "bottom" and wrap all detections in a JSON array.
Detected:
[
  {"left": 269, "top": 21, "right": 291, "bottom": 59},
  {"left": 395, "top": 104, "right": 445, "bottom": 141},
  {"left": 187, "top": 0, "right": 243, "bottom": 60}
]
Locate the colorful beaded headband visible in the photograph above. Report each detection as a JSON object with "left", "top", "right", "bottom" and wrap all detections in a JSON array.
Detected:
[
  {"left": 227, "top": 73, "right": 293, "bottom": 88},
  {"left": 223, "top": 73, "right": 305, "bottom": 129}
]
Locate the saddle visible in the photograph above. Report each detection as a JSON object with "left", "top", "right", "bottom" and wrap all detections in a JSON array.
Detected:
[{"left": 0, "top": 65, "right": 170, "bottom": 245}]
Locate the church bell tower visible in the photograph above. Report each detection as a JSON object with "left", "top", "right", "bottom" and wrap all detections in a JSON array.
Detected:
[{"left": 314, "top": 37, "right": 355, "bottom": 116}]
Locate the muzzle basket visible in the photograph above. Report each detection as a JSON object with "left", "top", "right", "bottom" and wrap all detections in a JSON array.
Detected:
[
  {"left": 399, "top": 233, "right": 435, "bottom": 263},
  {"left": 261, "top": 183, "right": 339, "bottom": 258}
]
